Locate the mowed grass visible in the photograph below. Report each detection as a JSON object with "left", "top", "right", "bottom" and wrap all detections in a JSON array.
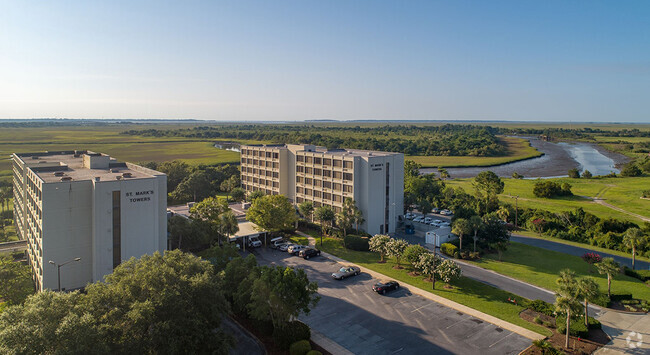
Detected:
[
  {"left": 317, "top": 237, "right": 551, "bottom": 336},
  {"left": 445, "top": 176, "right": 650, "bottom": 222},
  {"left": 407, "top": 136, "right": 543, "bottom": 168},
  {"left": 470, "top": 242, "right": 650, "bottom": 301}
]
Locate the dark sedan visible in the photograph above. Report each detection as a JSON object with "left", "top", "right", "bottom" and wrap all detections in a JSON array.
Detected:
[
  {"left": 372, "top": 281, "right": 400, "bottom": 295},
  {"left": 331, "top": 266, "right": 361, "bottom": 280}
]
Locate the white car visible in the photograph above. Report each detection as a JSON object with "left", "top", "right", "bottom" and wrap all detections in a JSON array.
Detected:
[
  {"left": 424, "top": 217, "right": 433, "bottom": 224},
  {"left": 413, "top": 216, "right": 424, "bottom": 223},
  {"left": 440, "top": 209, "right": 453, "bottom": 216},
  {"left": 430, "top": 219, "right": 443, "bottom": 226},
  {"left": 248, "top": 236, "right": 262, "bottom": 248},
  {"left": 278, "top": 243, "right": 292, "bottom": 252},
  {"left": 288, "top": 244, "right": 307, "bottom": 255},
  {"left": 405, "top": 212, "right": 415, "bottom": 220},
  {"left": 439, "top": 222, "right": 451, "bottom": 227}
]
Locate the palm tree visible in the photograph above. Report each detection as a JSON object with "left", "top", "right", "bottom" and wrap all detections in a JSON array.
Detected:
[
  {"left": 576, "top": 278, "right": 599, "bottom": 328},
  {"left": 451, "top": 218, "right": 471, "bottom": 252},
  {"left": 314, "top": 206, "right": 335, "bottom": 245},
  {"left": 555, "top": 295, "right": 582, "bottom": 349},
  {"left": 336, "top": 198, "right": 358, "bottom": 237},
  {"left": 623, "top": 228, "right": 646, "bottom": 270},
  {"left": 298, "top": 201, "right": 314, "bottom": 223},
  {"left": 556, "top": 269, "right": 577, "bottom": 294},
  {"left": 353, "top": 208, "right": 364, "bottom": 234},
  {"left": 496, "top": 206, "right": 510, "bottom": 223},
  {"left": 220, "top": 210, "right": 239, "bottom": 246},
  {"left": 469, "top": 215, "right": 483, "bottom": 253},
  {"left": 596, "top": 258, "right": 620, "bottom": 298}
]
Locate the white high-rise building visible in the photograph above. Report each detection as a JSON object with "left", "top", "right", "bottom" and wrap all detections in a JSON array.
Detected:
[
  {"left": 12, "top": 151, "right": 167, "bottom": 291},
  {"left": 239, "top": 144, "right": 404, "bottom": 235}
]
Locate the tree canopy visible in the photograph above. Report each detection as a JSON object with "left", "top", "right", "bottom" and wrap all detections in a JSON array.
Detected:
[{"left": 246, "top": 195, "right": 297, "bottom": 232}]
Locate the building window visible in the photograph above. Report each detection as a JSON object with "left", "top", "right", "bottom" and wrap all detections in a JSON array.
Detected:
[
  {"left": 273, "top": 181, "right": 278, "bottom": 188},
  {"left": 343, "top": 185, "right": 353, "bottom": 193},
  {"left": 313, "top": 179, "right": 321, "bottom": 187},
  {"left": 273, "top": 172, "right": 279, "bottom": 178},
  {"left": 322, "top": 170, "right": 331, "bottom": 178},
  {"left": 297, "top": 155, "right": 304, "bottom": 162},
  {"left": 314, "top": 168, "right": 322, "bottom": 176},
  {"left": 305, "top": 156, "right": 313, "bottom": 164},
  {"left": 343, "top": 173, "right": 353, "bottom": 181},
  {"left": 333, "top": 194, "right": 342, "bottom": 202},
  {"left": 266, "top": 152, "right": 272, "bottom": 158},
  {"left": 273, "top": 162, "right": 279, "bottom": 168},
  {"left": 333, "top": 171, "right": 342, "bottom": 179},
  {"left": 313, "top": 191, "right": 322, "bottom": 198},
  {"left": 305, "top": 167, "right": 312, "bottom": 174},
  {"left": 314, "top": 157, "right": 322, "bottom": 165},
  {"left": 323, "top": 158, "right": 331, "bottom": 166},
  {"left": 343, "top": 161, "right": 353, "bottom": 169},
  {"left": 253, "top": 150, "right": 258, "bottom": 157},
  {"left": 305, "top": 178, "right": 312, "bottom": 185},
  {"left": 323, "top": 181, "right": 331, "bottom": 189},
  {"left": 323, "top": 192, "right": 331, "bottom": 200},
  {"left": 296, "top": 176, "right": 303, "bottom": 183},
  {"left": 297, "top": 166, "right": 304, "bottom": 173},
  {"left": 332, "top": 183, "right": 341, "bottom": 191},
  {"left": 112, "top": 191, "right": 121, "bottom": 269},
  {"left": 305, "top": 188, "right": 312, "bottom": 196},
  {"left": 333, "top": 159, "right": 342, "bottom": 167},
  {"left": 297, "top": 187, "right": 304, "bottom": 194}
]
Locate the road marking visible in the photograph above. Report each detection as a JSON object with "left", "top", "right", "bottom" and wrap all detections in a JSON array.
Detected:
[
  {"left": 411, "top": 303, "right": 431, "bottom": 313},
  {"left": 446, "top": 318, "right": 468, "bottom": 329},
  {"left": 437, "top": 328, "right": 453, "bottom": 345},
  {"left": 489, "top": 331, "right": 513, "bottom": 348},
  {"left": 390, "top": 347, "right": 404, "bottom": 354}
]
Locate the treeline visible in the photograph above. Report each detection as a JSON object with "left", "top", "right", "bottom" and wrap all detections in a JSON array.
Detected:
[
  {"left": 123, "top": 124, "right": 508, "bottom": 156},
  {"left": 140, "top": 160, "right": 240, "bottom": 204},
  {"left": 495, "top": 127, "right": 650, "bottom": 139}
]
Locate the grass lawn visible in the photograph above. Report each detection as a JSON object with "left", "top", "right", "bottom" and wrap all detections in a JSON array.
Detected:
[
  {"left": 445, "top": 176, "right": 650, "bottom": 223},
  {"left": 288, "top": 235, "right": 309, "bottom": 245},
  {"left": 316, "top": 237, "right": 551, "bottom": 336},
  {"left": 515, "top": 229, "right": 650, "bottom": 263},
  {"left": 470, "top": 242, "right": 650, "bottom": 302},
  {"left": 408, "top": 136, "right": 543, "bottom": 168}
]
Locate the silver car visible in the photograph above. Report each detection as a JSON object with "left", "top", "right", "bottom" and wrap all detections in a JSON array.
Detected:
[
  {"left": 288, "top": 244, "right": 307, "bottom": 255},
  {"left": 278, "top": 243, "right": 292, "bottom": 252},
  {"left": 332, "top": 266, "right": 361, "bottom": 280}
]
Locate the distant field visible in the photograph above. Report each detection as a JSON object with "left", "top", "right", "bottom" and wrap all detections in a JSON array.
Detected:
[
  {"left": 445, "top": 176, "right": 650, "bottom": 223},
  {"left": 407, "top": 136, "right": 542, "bottom": 168},
  {"left": 0, "top": 125, "right": 244, "bottom": 179}
]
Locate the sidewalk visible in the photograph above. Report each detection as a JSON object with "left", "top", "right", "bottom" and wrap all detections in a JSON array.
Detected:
[
  {"left": 295, "top": 230, "right": 545, "bottom": 341},
  {"left": 595, "top": 312, "right": 650, "bottom": 354}
]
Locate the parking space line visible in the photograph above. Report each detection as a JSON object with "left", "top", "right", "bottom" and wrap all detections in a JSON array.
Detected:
[
  {"left": 488, "top": 331, "right": 513, "bottom": 348},
  {"left": 445, "top": 318, "right": 468, "bottom": 329},
  {"left": 410, "top": 303, "right": 431, "bottom": 313}
]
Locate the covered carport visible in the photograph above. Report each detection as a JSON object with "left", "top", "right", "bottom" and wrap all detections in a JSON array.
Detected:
[{"left": 229, "top": 221, "right": 268, "bottom": 252}]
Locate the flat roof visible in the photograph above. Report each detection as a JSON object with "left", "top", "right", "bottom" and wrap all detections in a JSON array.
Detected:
[
  {"left": 242, "top": 144, "right": 401, "bottom": 157},
  {"left": 233, "top": 221, "right": 266, "bottom": 238},
  {"left": 14, "top": 151, "right": 161, "bottom": 183}
]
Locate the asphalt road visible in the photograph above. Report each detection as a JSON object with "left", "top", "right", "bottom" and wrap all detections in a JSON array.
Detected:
[
  {"left": 511, "top": 234, "right": 650, "bottom": 271},
  {"left": 252, "top": 247, "right": 531, "bottom": 355}
]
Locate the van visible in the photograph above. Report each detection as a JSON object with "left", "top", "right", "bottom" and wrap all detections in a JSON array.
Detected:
[{"left": 248, "top": 236, "right": 262, "bottom": 248}]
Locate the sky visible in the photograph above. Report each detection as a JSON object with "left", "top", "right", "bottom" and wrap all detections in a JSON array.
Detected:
[{"left": 1, "top": 1, "right": 649, "bottom": 122}]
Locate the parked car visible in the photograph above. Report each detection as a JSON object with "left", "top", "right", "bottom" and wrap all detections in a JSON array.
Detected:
[
  {"left": 248, "top": 236, "right": 262, "bottom": 248},
  {"left": 423, "top": 217, "right": 433, "bottom": 224},
  {"left": 270, "top": 237, "right": 285, "bottom": 249},
  {"left": 278, "top": 243, "right": 293, "bottom": 252},
  {"left": 432, "top": 207, "right": 441, "bottom": 214},
  {"left": 299, "top": 247, "right": 321, "bottom": 259},
  {"left": 405, "top": 212, "right": 415, "bottom": 220},
  {"left": 439, "top": 222, "right": 451, "bottom": 227},
  {"left": 372, "top": 281, "right": 400, "bottom": 295},
  {"left": 288, "top": 244, "right": 307, "bottom": 255},
  {"left": 413, "top": 216, "right": 424, "bottom": 223},
  {"left": 440, "top": 209, "right": 453, "bottom": 216},
  {"left": 332, "top": 266, "right": 361, "bottom": 280},
  {"left": 430, "top": 219, "right": 443, "bottom": 226}
]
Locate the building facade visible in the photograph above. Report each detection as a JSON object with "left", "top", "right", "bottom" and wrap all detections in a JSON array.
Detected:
[
  {"left": 240, "top": 144, "right": 404, "bottom": 235},
  {"left": 12, "top": 151, "right": 167, "bottom": 291}
]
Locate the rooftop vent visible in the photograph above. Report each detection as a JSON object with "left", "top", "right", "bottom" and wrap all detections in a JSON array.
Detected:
[
  {"left": 122, "top": 172, "right": 132, "bottom": 178},
  {"left": 39, "top": 160, "right": 47, "bottom": 163},
  {"left": 94, "top": 177, "right": 100, "bottom": 182},
  {"left": 116, "top": 176, "right": 122, "bottom": 180},
  {"left": 60, "top": 176, "right": 72, "bottom": 181},
  {"left": 53, "top": 172, "right": 65, "bottom": 177},
  {"left": 110, "top": 169, "right": 120, "bottom": 173},
  {"left": 31, "top": 156, "right": 39, "bottom": 160}
]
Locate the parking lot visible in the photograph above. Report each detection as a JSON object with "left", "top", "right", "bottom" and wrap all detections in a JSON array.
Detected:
[{"left": 252, "top": 246, "right": 531, "bottom": 355}]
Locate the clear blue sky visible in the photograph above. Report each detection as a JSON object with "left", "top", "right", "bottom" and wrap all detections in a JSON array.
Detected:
[{"left": 1, "top": 1, "right": 649, "bottom": 122}]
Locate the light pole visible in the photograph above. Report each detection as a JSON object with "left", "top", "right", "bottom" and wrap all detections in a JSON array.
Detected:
[{"left": 48, "top": 257, "right": 81, "bottom": 291}]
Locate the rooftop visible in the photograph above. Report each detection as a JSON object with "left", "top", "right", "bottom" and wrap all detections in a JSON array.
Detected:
[
  {"left": 14, "top": 150, "right": 162, "bottom": 183},
  {"left": 242, "top": 143, "right": 401, "bottom": 157}
]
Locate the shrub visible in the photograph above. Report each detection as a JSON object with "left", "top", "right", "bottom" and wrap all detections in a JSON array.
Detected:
[
  {"left": 568, "top": 168, "right": 580, "bottom": 178},
  {"left": 527, "top": 299, "right": 555, "bottom": 317},
  {"left": 533, "top": 316, "right": 543, "bottom": 324},
  {"left": 582, "top": 170, "right": 592, "bottom": 179},
  {"left": 533, "top": 180, "right": 573, "bottom": 198},
  {"left": 440, "top": 243, "right": 459, "bottom": 258},
  {"left": 592, "top": 293, "right": 611, "bottom": 308},
  {"left": 581, "top": 253, "right": 602, "bottom": 265},
  {"left": 556, "top": 316, "right": 589, "bottom": 338},
  {"left": 623, "top": 266, "right": 650, "bottom": 281},
  {"left": 306, "top": 351, "right": 322, "bottom": 355},
  {"left": 610, "top": 293, "right": 633, "bottom": 302},
  {"left": 588, "top": 317, "right": 602, "bottom": 329},
  {"left": 343, "top": 235, "right": 369, "bottom": 251},
  {"left": 289, "top": 340, "right": 312, "bottom": 355},
  {"left": 621, "top": 163, "right": 642, "bottom": 177},
  {"left": 273, "top": 321, "right": 311, "bottom": 349}
]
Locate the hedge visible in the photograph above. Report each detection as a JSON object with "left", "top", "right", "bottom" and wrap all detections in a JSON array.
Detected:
[
  {"left": 623, "top": 266, "right": 650, "bottom": 282},
  {"left": 556, "top": 315, "right": 600, "bottom": 338},
  {"left": 289, "top": 340, "right": 312, "bottom": 355},
  {"left": 344, "top": 235, "right": 370, "bottom": 251},
  {"left": 440, "top": 243, "right": 459, "bottom": 258},
  {"left": 526, "top": 299, "right": 555, "bottom": 317},
  {"left": 273, "top": 321, "right": 311, "bottom": 349}
]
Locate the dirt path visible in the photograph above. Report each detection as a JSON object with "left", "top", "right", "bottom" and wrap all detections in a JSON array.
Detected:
[{"left": 591, "top": 198, "right": 650, "bottom": 223}]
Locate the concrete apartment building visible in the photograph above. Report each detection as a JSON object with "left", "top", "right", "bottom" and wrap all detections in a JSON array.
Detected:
[
  {"left": 240, "top": 144, "right": 404, "bottom": 235},
  {"left": 12, "top": 151, "right": 167, "bottom": 291}
]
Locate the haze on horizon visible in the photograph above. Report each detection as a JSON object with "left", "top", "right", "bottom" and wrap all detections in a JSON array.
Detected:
[{"left": 1, "top": 1, "right": 649, "bottom": 123}]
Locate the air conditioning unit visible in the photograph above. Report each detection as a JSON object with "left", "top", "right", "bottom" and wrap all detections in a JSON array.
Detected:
[
  {"left": 60, "top": 177, "right": 72, "bottom": 181},
  {"left": 53, "top": 172, "right": 65, "bottom": 177}
]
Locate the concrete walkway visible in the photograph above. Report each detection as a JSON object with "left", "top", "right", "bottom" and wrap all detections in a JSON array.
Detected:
[
  {"left": 296, "top": 230, "right": 545, "bottom": 341},
  {"left": 595, "top": 311, "right": 650, "bottom": 354}
]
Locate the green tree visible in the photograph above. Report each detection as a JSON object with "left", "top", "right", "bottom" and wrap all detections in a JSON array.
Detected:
[
  {"left": 0, "top": 256, "right": 34, "bottom": 305},
  {"left": 621, "top": 163, "right": 642, "bottom": 177},
  {"left": 156, "top": 160, "right": 191, "bottom": 192},
  {"left": 172, "top": 170, "right": 211, "bottom": 202},
  {"left": 369, "top": 234, "right": 391, "bottom": 262},
  {"left": 220, "top": 175, "right": 239, "bottom": 202},
  {"left": 576, "top": 278, "right": 599, "bottom": 328},
  {"left": 623, "top": 227, "right": 646, "bottom": 270},
  {"left": 298, "top": 201, "right": 314, "bottom": 222},
  {"left": 220, "top": 210, "right": 240, "bottom": 243},
  {"left": 415, "top": 253, "right": 441, "bottom": 289},
  {"left": 568, "top": 168, "right": 580, "bottom": 178},
  {"left": 314, "top": 205, "right": 335, "bottom": 244},
  {"left": 386, "top": 239, "right": 409, "bottom": 268},
  {"left": 596, "top": 258, "right": 620, "bottom": 298},
  {"left": 190, "top": 196, "right": 231, "bottom": 245},
  {"left": 248, "top": 266, "right": 319, "bottom": 329},
  {"left": 248, "top": 190, "right": 266, "bottom": 203},
  {"left": 489, "top": 240, "right": 509, "bottom": 261},
  {"left": 230, "top": 187, "right": 246, "bottom": 203},
  {"left": 403, "top": 244, "right": 427, "bottom": 271},
  {"left": 83, "top": 250, "right": 233, "bottom": 354},
  {"left": 451, "top": 218, "right": 471, "bottom": 252},
  {"left": 168, "top": 214, "right": 192, "bottom": 250},
  {"left": 582, "top": 170, "right": 592, "bottom": 179},
  {"left": 246, "top": 195, "right": 297, "bottom": 233},
  {"left": 555, "top": 269, "right": 582, "bottom": 349},
  {"left": 0, "top": 291, "right": 106, "bottom": 354},
  {"left": 223, "top": 254, "right": 258, "bottom": 314},
  {"left": 473, "top": 171, "right": 504, "bottom": 213},
  {"left": 436, "top": 259, "right": 462, "bottom": 286},
  {"left": 336, "top": 198, "right": 362, "bottom": 237},
  {"left": 469, "top": 215, "right": 483, "bottom": 253},
  {"left": 404, "top": 160, "right": 421, "bottom": 179}
]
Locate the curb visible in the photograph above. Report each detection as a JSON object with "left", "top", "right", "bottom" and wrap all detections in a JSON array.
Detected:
[
  {"left": 296, "top": 231, "right": 546, "bottom": 341},
  {"left": 310, "top": 329, "right": 354, "bottom": 355}
]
